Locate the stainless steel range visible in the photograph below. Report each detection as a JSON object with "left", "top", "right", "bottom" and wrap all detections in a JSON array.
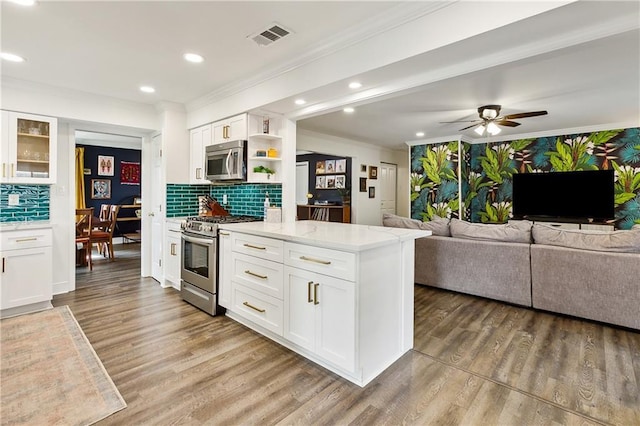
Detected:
[{"left": 180, "top": 215, "right": 261, "bottom": 315}]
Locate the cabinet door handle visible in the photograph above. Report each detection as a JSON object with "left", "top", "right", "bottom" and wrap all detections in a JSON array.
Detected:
[
  {"left": 244, "top": 243, "right": 266, "bottom": 250},
  {"left": 196, "top": 167, "right": 202, "bottom": 180},
  {"left": 244, "top": 270, "right": 267, "bottom": 280},
  {"left": 10, "top": 163, "right": 14, "bottom": 178},
  {"left": 2, "top": 163, "right": 5, "bottom": 178},
  {"left": 314, "top": 283, "right": 319, "bottom": 305},
  {"left": 2, "top": 257, "right": 5, "bottom": 273},
  {"left": 307, "top": 281, "right": 313, "bottom": 303},
  {"left": 300, "top": 256, "right": 331, "bottom": 265},
  {"left": 16, "top": 237, "right": 38, "bottom": 243},
  {"left": 243, "top": 301, "right": 265, "bottom": 313},
  {"left": 219, "top": 231, "right": 230, "bottom": 236},
  {"left": 170, "top": 243, "right": 176, "bottom": 256}
]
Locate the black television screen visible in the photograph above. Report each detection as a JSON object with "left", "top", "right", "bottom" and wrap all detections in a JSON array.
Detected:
[{"left": 512, "top": 170, "right": 614, "bottom": 221}]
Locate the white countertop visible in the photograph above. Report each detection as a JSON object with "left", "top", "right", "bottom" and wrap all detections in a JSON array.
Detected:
[
  {"left": 0, "top": 221, "right": 52, "bottom": 232},
  {"left": 218, "top": 220, "right": 431, "bottom": 252}
]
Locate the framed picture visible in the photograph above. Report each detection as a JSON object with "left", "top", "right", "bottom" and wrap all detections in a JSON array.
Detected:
[
  {"left": 315, "top": 176, "right": 326, "bottom": 189},
  {"left": 91, "top": 179, "right": 111, "bottom": 199},
  {"left": 325, "top": 160, "right": 336, "bottom": 174},
  {"left": 326, "top": 175, "right": 336, "bottom": 188},
  {"left": 369, "top": 165, "right": 378, "bottom": 180},
  {"left": 359, "top": 177, "right": 367, "bottom": 192},
  {"left": 315, "top": 161, "right": 325, "bottom": 175},
  {"left": 368, "top": 186, "right": 375, "bottom": 198},
  {"left": 97, "top": 155, "right": 114, "bottom": 176},
  {"left": 360, "top": 164, "right": 367, "bottom": 173},
  {"left": 335, "top": 175, "right": 345, "bottom": 188},
  {"left": 335, "top": 159, "right": 346, "bottom": 173}
]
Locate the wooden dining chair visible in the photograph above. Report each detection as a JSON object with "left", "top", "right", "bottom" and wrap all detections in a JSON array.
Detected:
[
  {"left": 98, "top": 204, "right": 111, "bottom": 230},
  {"left": 75, "top": 207, "right": 94, "bottom": 270},
  {"left": 91, "top": 204, "right": 120, "bottom": 260}
]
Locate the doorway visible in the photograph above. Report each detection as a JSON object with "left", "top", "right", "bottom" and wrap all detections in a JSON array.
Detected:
[{"left": 379, "top": 162, "right": 397, "bottom": 217}]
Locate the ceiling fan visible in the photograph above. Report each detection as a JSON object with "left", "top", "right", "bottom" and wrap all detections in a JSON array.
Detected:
[{"left": 443, "top": 105, "right": 548, "bottom": 136}]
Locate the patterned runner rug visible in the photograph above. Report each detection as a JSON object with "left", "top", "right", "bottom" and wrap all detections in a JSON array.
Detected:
[{"left": 1, "top": 306, "right": 126, "bottom": 425}]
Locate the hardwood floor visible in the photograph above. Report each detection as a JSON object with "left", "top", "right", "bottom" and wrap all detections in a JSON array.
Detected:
[{"left": 55, "top": 245, "right": 639, "bottom": 425}]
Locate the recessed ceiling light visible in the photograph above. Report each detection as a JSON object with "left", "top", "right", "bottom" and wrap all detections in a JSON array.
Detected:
[
  {"left": 343, "top": 107, "right": 355, "bottom": 113},
  {"left": 139, "top": 86, "right": 155, "bottom": 93},
  {"left": 184, "top": 53, "right": 204, "bottom": 63},
  {"left": 295, "top": 99, "right": 306, "bottom": 105},
  {"left": 1, "top": 52, "right": 25, "bottom": 62},
  {"left": 348, "top": 82, "right": 362, "bottom": 89},
  {"left": 416, "top": 132, "right": 425, "bottom": 137},
  {"left": 8, "top": 0, "right": 36, "bottom": 6}
]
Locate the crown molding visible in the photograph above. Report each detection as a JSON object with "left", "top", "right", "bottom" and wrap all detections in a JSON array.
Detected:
[{"left": 185, "top": 2, "right": 455, "bottom": 112}]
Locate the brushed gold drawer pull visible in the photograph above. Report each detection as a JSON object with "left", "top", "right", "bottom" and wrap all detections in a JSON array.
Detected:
[
  {"left": 314, "top": 283, "right": 319, "bottom": 305},
  {"left": 16, "top": 237, "right": 38, "bottom": 243},
  {"left": 219, "top": 231, "right": 230, "bottom": 236},
  {"left": 244, "top": 243, "right": 266, "bottom": 250},
  {"left": 243, "top": 301, "right": 265, "bottom": 313},
  {"left": 245, "top": 270, "right": 267, "bottom": 280},
  {"left": 300, "top": 256, "right": 331, "bottom": 265},
  {"left": 307, "top": 281, "right": 313, "bottom": 303}
]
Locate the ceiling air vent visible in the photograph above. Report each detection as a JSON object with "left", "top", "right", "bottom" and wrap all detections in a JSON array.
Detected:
[{"left": 249, "top": 23, "right": 292, "bottom": 47}]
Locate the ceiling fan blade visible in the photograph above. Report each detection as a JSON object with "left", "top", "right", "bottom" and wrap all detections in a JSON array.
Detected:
[
  {"left": 502, "top": 110, "right": 548, "bottom": 120},
  {"left": 458, "top": 123, "right": 481, "bottom": 131},
  {"left": 495, "top": 120, "right": 521, "bottom": 127},
  {"left": 439, "top": 120, "right": 480, "bottom": 123}
]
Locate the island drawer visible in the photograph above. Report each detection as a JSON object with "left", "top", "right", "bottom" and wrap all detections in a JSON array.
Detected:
[
  {"left": 1, "top": 228, "right": 52, "bottom": 251},
  {"left": 231, "top": 233, "right": 283, "bottom": 263},
  {"left": 231, "top": 253, "right": 284, "bottom": 299},
  {"left": 232, "top": 283, "right": 283, "bottom": 336},
  {"left": 284, "top": 242, "right": 356, "bottom": 281}
]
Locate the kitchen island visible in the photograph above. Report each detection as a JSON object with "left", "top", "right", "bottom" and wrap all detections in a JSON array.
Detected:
[{"left": 217, "top": 220, "right": 430, "bottom": 386}]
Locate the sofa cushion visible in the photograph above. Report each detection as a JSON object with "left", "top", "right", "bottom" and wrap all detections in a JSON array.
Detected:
[
  {"left": 532, "top": 224, "right": 640, "bottom": 253},
  {"left": 449, "top": 219, "right": 532, "bottom": 243},
  {"left": 382, "top": 213, "right": 450, "bottom": 236}
]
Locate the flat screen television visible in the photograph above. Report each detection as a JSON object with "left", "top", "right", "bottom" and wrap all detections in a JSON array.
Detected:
[{"left": 512, "top": 170, "right": 614, "bottom": 221}]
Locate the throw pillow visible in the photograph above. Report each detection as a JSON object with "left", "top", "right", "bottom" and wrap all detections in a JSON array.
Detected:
[
  {"left": 381, "top": 213, "right": 451, "bottom": 236},
  {"left": 532, "top": 224, "right": 640, "bottom": 253},
  {"left": 449, "top": 219, "right": 532, "bottom": 243}
]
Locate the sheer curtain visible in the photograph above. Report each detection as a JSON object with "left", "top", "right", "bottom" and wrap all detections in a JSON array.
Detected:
[{"left": 75, "top": 147, "right": 86, "bottom": 209}]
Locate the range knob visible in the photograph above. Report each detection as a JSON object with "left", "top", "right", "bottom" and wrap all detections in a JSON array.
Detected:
[{"left": 202, "top": 225, "right": 212, "bottom": 232}]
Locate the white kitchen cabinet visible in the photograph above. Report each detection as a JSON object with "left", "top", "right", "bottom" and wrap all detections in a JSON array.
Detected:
[
  {"left": 1, "top": 111, "right": 57, "bottom": 184},
  {"left": 0, "top": 227, "right": 53, "bottom": 317},
  {"left": 212, "top": 113, "right": 247, "bottom": 145},
  {"left": 219, "top": 221, "right": 427, "bottom": 387},
  {"left": 164, "top": 220, "right": 182, "bottom": 289},
  {"left": 285, "top": 266, "right": 355, "bottom": 371},
  {"left": 189, "top": 124, "right": 212, "bottom": 184},
  {"left": 218, "top": 229, "right": 232, "bottom": 308}
]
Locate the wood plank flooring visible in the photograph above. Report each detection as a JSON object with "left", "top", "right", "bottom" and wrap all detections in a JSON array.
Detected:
[{"left": 53, "top": 244, "right": 639, "bottom": 425}]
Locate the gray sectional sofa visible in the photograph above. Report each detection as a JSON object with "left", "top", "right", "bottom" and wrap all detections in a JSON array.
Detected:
[{"left": 383, "top": 214, "right": 640, "bottom": 330}]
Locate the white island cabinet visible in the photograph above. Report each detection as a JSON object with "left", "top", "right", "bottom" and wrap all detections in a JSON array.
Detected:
[{"left": 217, "top": 221, "right": 430, "bottom": 387}]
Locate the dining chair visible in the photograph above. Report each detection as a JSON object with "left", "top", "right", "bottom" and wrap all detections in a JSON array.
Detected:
[
  {"left": 91, "top": 204, "right": 120, "bottom": 260},
  {"left": 75, "top": 207, "right": 94, "bottom": 270},
  {"left": 98, "top": 204, "right": 111, "bottom": 230}
]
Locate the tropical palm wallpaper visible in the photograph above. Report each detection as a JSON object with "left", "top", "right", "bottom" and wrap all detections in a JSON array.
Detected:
[{"left": 411, "top": 127, "right": 640, "bottom": 229}]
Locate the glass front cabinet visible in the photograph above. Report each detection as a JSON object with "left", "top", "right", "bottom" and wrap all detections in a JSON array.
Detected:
[{"left": 1, "top": 111, "right": 57, "bottom": 184}]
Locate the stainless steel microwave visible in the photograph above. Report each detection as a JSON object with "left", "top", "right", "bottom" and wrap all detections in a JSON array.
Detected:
[{"left": 205, "top": 140, "right": 247, "bottom": 181}]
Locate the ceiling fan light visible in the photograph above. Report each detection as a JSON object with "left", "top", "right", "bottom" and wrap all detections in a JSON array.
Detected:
[
  {"left": 486, "top": 122, "right": 501, "bottom": 135},
  {"left": 474, "top": 125, "right": 485, "bottom": 136}
]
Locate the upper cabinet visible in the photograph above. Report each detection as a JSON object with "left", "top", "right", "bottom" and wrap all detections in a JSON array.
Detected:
[
  {"left": 247, "top": 114, "right": 282, "bottom": 183},
  {"left": 212, "top": 113, "right": 247, "bottom": 145},
  {"left": 1, "top": 111, "right": 57, "bottom": 184},
  {"left": 189, "top": 123, "right": 212, "bottom": 184}
]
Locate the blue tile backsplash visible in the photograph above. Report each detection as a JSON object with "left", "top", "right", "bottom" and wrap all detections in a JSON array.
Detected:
[
  {"left": 0, "top": 184, "right": 50, "bottom": 222},
  {"left": 166, "top": 183, "right": 282, "bottom": 218}
]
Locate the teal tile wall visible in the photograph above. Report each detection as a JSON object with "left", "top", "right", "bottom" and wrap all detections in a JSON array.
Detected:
[
  {"left": 166, "top": 183, "right": 282, "bottom": 218},
  {"left": 166, "top": 184, "right": 210, "bottom": 217},
  {"left": 0, "top": 184, "right": 50, "bottom": 222}
]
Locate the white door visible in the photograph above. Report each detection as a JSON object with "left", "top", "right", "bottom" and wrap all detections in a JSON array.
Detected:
[
  {"left": 151, "top": 134, "right": 164, "bottom": 282},
  {"left": 379, "top": 163, "right": 397, "bottom": 217},
  {"left": 295, "top": 162, "right": 309, "bottom": 205}
]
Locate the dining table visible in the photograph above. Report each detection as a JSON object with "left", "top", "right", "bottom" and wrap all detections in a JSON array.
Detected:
[{"left": 75, "top": 216, "right": 111, "bottom": 267}]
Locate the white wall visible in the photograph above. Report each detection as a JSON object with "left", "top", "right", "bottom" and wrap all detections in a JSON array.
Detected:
[{"left": 297, "top": 129, "right": 408, "bottom": 226}]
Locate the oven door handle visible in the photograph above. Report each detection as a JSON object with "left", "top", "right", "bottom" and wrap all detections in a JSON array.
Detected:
[{"left": 182, "top": 234, "right": 215, "bottom": 246}]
